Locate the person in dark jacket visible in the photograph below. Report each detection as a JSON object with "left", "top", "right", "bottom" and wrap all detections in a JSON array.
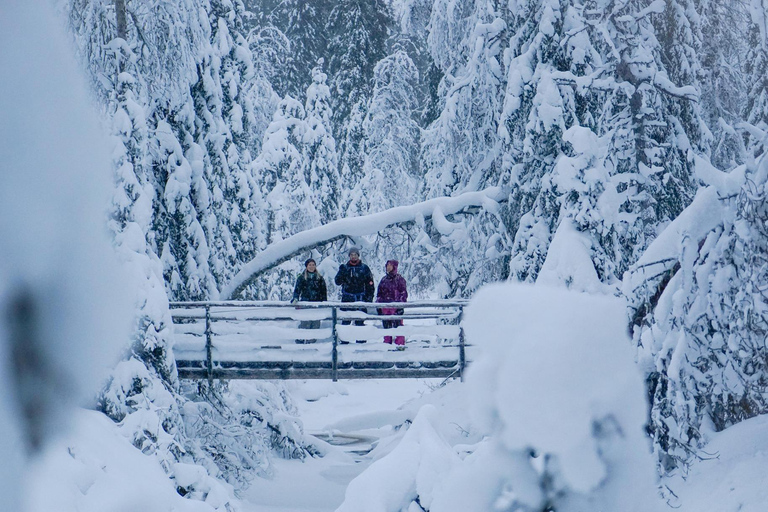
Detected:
[
  {"left": 376, "top": 260, "right": 408, "bottom": 348},
  {"left": 334, "top": 247, "right": 375, "bottom": 343},
  {"left": 292, "top": 258, "right": 327, "bottom": 343}
]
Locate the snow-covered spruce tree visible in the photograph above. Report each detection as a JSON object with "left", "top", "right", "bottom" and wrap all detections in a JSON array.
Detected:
[
  {"left": 624, "top": 0, "right": 768, "bottom": 473},
  {"left": 348, "top": 50, "right": 421, "bottom": 216},
  {"left": 67, "top": 0, "right": 206, "bottom": 385},
  {"left": 250, "top": 96, "right": 321, "bottom": 299},
  {"left": 304, "top": 63, "right": 341, "bottom": 224},
  {"left": 418, "top": 1, "right": 512, "bottom": 297},
  {"left": 327, "top": 0, "right": 394, "bottom": 206},
  {"left": 503, "top": 0, "right": 619, "bottom": 286},
  {"left": 651, "top": 0, "right": 712, "bottom": 165},
  {"left": 261, "top": 0, "right": 332, "bottom": 98},
  {"left": 190, "top": 0, "right": 275, "bottom": 295},
  {"left": 107, "top": 45, "right": 180, "bottom": 389},
  {"left": 697, "top": 0, "right": 750, "bottom": 169},
  {"left": 253, "top": 96, "right": 321, "bottom": 242},
  {"left": 607, "top": 0, "right": 705, "bottom": 245},
  {"left": 75, "top": 2, "right": 244, "bottom": 498},
  {"left": 745, "top": 0, "right": 768, "bottom": 143},
  {"left": 244, "top": 63, "right": 340, "bottom": 301},
  {"left": 422, "top": 1, "right": 507, "bottom": 198},
  {"left": 154, "top": 117, "right": 218, "bottom": 301},
  {"left": 626, "top": 156, "right": 768, "bottom": 473},
  {"left": 69, "top": 0, "right": 218, "bottom": 304},
  {"left": 505, "top": 0, "right": 706, "bottom": 287},
  {"left": 343, "top": 50, "right": 424, "bottom": 287},
  {"left": 389, "top": 0, "right": 442, "bottom": 128},
  {"left": 390, "top": 0, "right": 443, "bottom": 127},
  {"left": 67, "top": 0, "right": 312, "bottom": 498}
]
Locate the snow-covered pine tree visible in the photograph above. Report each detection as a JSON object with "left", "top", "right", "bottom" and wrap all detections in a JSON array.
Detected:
[
  {"left": 304, "top": 62, "right": 341, "bottom": 224},
  {"left": 418, "top": 1, "right": 512, "bottom": 296},
  {"left": 191, "top": 0, "right": 274, "bottom": 295},
  {"left": 67, "top": 0, "right": 312, "bottom": 497},
  {"left": 348, "top": 50, "right": 421, "bottom": 215},
  {"left": 326, "top": 0, "right": 394, "bottom": 208}
]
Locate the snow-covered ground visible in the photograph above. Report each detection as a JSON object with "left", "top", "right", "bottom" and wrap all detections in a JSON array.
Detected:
[
  {"left": 22, "top": 379, "right": 436, "bottom": 512},
  {"left": 25, "top": 410, "right": 226, "bottom": 512},
  {"left": 665, "top": 414, "right": 768, "bottom": 512},
  {"left": 242, "top": 379, "right": 439, "bottom": 512},
  {"left": 20, "top": 374, "right": 768, "bottom": 512}
]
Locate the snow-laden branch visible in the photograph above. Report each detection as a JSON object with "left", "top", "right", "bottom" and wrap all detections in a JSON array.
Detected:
[{"left": 221, "top": 187, "right": 507, "bottom": 299}]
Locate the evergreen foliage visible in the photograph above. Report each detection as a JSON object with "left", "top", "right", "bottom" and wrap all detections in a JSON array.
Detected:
[
  {"left": 304, "top": 63, "right": 342, "bottom": 224},
  {"left": 625, "top": 0, "right": 768, "bottom": 473},
  {"left": 66, "top": 0, "right": 768, "bottom": 491},
  {"left": 348, "top": 50, "right": 421, "bottom": 215},
  {"left": 67, "top": 0, "right": 314, "bottom": 503}
]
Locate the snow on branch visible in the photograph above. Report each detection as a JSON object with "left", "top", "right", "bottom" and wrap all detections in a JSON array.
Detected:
[
  {"left": 221, "top": 187, "right": 507, "bottom": 299},
  {"left": 652, "top": 72, "right": 700, "bottom": 102}
]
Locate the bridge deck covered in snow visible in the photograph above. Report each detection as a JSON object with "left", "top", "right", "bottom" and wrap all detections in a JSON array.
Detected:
[{"left": 171, "top": 300, "right": 470, "bottom": 381}]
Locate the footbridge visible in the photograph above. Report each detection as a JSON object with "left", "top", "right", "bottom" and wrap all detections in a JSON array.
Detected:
[{"left": 170, "top": 300, "right": 470, "bottom": 382}]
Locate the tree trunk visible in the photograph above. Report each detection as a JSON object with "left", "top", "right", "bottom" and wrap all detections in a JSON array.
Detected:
[{"left": 115, "top": 0, "right": 127, "bottom": 39}]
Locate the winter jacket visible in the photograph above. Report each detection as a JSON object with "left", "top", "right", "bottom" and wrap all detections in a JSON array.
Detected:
[
  {"left": 376, "top": 260, "right": 407, "bottom": 315},
  {"left": 335, "top": 260, "right": 375, "bottom": 302},
  {"left": 292, "top": 271, "right": 328, "bottom": 302}
]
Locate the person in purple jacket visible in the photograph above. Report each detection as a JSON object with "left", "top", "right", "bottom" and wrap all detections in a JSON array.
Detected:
[{"left": 376, "top": 260, "right": 408, "bottom": 348}]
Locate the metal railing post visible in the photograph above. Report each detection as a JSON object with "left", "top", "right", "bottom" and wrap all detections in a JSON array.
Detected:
[
  {"left": 458, "top": 306, "right": 465, "bottom": 382},
  {"left": 205, "top": 304, "right": 213, "bottom": 386},
  {"left": 331, "top": 306, "right": 338, "bottom": 382}
]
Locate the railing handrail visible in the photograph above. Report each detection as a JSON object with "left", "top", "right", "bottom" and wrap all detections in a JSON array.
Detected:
[
  {"left": 169, "top": 299, "right": 469, "bottom": 309},
  {"left": 171, "top": 300, "right": 468, "bottom": 382}
]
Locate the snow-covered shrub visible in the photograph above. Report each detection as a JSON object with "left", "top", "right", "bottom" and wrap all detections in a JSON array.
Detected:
[
  {"left": 458, "top": 283, "right": 661, "bottom": 511},
  {"left": 337, "top": 405, "right": 462, "bottom": 512},
  {"left": 336, "top": 283, "right": 663, "bottom": 511},
  {"left": 179, "top": 381, "right": 314, "bottom": 489}
]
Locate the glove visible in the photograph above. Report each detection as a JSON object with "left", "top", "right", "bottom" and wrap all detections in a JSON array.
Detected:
[
  {"left": 396, "top": 308, "right": 404, "bottom": 316},
  {"left": 291, "top": 298, "right": 298, "bottom": 305}
]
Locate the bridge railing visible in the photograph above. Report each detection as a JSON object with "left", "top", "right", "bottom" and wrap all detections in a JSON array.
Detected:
[{"left": 169, "top": 300, "right": 469, "bottom": 382}]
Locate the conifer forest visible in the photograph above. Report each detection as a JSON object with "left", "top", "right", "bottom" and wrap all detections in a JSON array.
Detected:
[{"left": 2, "top": 0, "right": 768, "bottom": 510}]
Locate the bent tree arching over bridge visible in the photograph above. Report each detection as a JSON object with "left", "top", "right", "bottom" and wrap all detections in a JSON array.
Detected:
[
  {"left": 171, "top": 188, "right": 508, "bottom": 382},
  {"left": 219, "top": 187, "right": 509, "bottom": 300}
]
